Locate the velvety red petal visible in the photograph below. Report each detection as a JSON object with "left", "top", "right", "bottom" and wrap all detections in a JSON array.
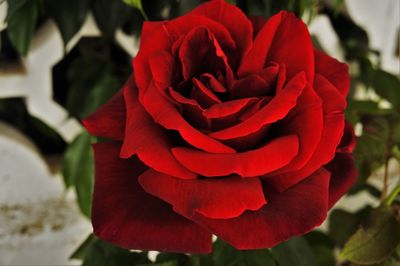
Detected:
[
  {"left": 134, "top": 22, "right": 172, "bottom": 96},
  {"left": 204, "top": 97, "right": 258, "bottom": 119},
  {"left": 92, "top": 141, "right": 212, "bottom": 253},
  {"left": 141, "top": 82, "right": 235, "bottom": 153},
  {"left": 192, "top": 78, "right": 222, "bottom": 108},
  {"left": 168, "top": 88, "right": 210, "bottom": 129},
  {"left": 172, "top": 135, "right": 299, "bottom": 177},
  {"left": 230, "top": 74, "right": 269, "bottom": 99},
  {"left": 139, "top": 170, "right": 266, "bottom": 219},
  {"left": 266, "top": 11, "right": 314, "bottom": 82},
  {"left": 270, "top": 83, "right": 323, "bottom": 175},
  {"left": 265, "top": 74, "right": 346, "bottom": 191},
  {"left": 134, "top": 15, "right": 236, "bottom": 97},
  {"left": 179, "top": 27, "right": 234, "bottom": 84},
  {"left": 83, "top": 89, "right": 126, "bottom": 140},
  {"left": 190, "top": 168, "right": 330, "bottom": 249},
  {"left": 238, "top": 12, "right": 283, "bottom": 77},
  {"left": 189, "top": 0, "right": 252, "bottom": 62},
  {"left": 208, "top": 72, "right": 306, "bottom": 144},
  {"left": 121, "top": 79, "right": 196, "bottom": 179},
  {"left": 325, "top": 152, "right": 357, "bottom": 208},
  {"left": 315, "top": 49, "right": 350, "bottom": 97}
]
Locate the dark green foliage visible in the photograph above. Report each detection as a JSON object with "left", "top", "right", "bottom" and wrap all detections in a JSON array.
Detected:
[{"left": 0, "top": 98, "right": 66, "bottom": 154}]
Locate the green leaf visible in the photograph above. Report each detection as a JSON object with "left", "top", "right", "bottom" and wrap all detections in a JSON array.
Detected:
[
  {"left": 79, "top": 235, "right": 151, "bottom": 266},
  {"left": 340, "top": 207, "right": 400, "bottom": 265},
  {"left": 304, "top": 231, "right": 336, "bottom": 266},
  {"left": 6, "top": 0, "right": 38, "bottom": 55},
  {"left": 70, "top": 234, "right": 96, "bottom": 260},
  {"left": 44, "top": 0, "right": 90, "bottom": 44},
  {"left": 122, "top": 0, "right": 148, "bottom": 20},
  {"left": 270, "top": 237, "right": 319, "bottom": 266},
  {"left": 92, "top": 0, "right": 132, "bottom": 38},
  {"left": 372, "top": 70, "right": 400, "bottom": 109},
  {"left": 62, "top": 131, "right": 94, "bottom": 217},
  {"left": 213, "top": 239, "right": 276, "bottom": 266},
  {"left": 0, "top": 98, "right": 66, "bottom": 155},
  {"left": 155, "top": 253, "right": 191, "bottom": 266},
  {"left": 329, "top": 209, "right": 362, "bottom": 246}
]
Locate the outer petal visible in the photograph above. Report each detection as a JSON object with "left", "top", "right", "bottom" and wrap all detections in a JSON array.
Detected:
[
  {"left": 325, "top": 152, "right": 357, "bottom": 208},
  {"left": 265, "top": 74, "right": 346, "bottom": 191},
  {"left": 189, "top": 0, "right": 252, "bottom": 62},
  {"left": 314, "top": 49, "right": 350, "bottom": 97},
  {"left": 190, "top": 168, "right": 330, "bottom": 249},
  {"left": 139, "top": 169, "right": 266, "bottom": 219},
  {"left": 121, "top": 77, "right": 196, "bottom": 179},
  {"left": 172, "top": 135, "right": 299, "bottom": 177},
  {"left": 92, "top": 142, "right": 212, "bottom": 253},
  {"left": 83, "top": 89, "right": 125, "bottom": 140}
]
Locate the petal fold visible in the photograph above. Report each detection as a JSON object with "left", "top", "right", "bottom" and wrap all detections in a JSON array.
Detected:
[
  {"left": 92, "top": 141, "right": 212, "bottom": 253},
  {"left": 139, "top": 170, "right": 266, "bottom": 219}
]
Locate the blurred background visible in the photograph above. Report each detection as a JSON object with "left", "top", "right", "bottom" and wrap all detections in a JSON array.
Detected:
[{"left": 0, "top": 0, "right": 399, "bottom": 265}]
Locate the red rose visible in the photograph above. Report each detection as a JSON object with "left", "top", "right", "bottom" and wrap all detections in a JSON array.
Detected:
[{"left": 83, "top": 0, "right": 357, "bottom": 253}]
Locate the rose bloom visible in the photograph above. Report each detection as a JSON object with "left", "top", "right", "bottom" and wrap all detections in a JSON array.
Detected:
[{"left": 84, "top": 0, "right": 357, "bottom": 253}]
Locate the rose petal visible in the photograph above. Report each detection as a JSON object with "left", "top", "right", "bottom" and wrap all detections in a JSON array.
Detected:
[
  {"left": 189, "top": 0, "right": 252, "bottom": 63},
  {"left": 141, "top": 81, "right": 235, "bottom": 153},
  {"left": 269, "top": 82, "right": 323, "bottom": 175},
  {"left": 325, "top": 152, "right": 357, "bottom": 208},
  {"left": 172, "top": 134, "right": 299, "bottom": 177},
  {"left": 192, "top": 78, "right": 222, "bottom": 108},
  {"left": 190, "top": 168, "right": 330, "bottom": 249},
  {"left": 315, "top": 49, "right": 350, "bottom": 97},
  {"left": 238, "top": 12, "right": 283, "bottom": 77},
  {"left": 239, "top": 11, "right": 314, "bottom": 82},
  {"left": 179, "top": 27, "right": 234, "bottom": 84},
  {"left": 121, "top": 80, "right": 196, "bottom": 179},
  {"left": 83, "top": 89, "right": 125, "bottom": 140},
  {"left": 265, "top": 74, "right": 346, "bottom": 191},
  {"left": 266, "top": 11, "right": 314, "bottom": 82},
  {"left": 208, "top": 72, "right": 306, "bottom": 146},
  {"left": 134, "top": 15, "right": 236, "bottom": 97},
  {"left": 92, "top": 141, "right": 212, "bottom": 253},
  {"left": 139, "top": 170, "right": 266, "bottom": 219}
]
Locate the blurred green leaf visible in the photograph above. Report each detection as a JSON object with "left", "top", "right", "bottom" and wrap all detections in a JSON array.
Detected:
[
  {"left": 340, "top": 207, "right": 400, "bottom": 264},
  {"left": 213, "top": 239, "right": 276, "bottom": 266},
  {"left": 70, "top": 234, "right": 96, "bottom": 260},
  {"left": 329, "top": 209, "right": 362, "bottom": 246},
  {"left": 0, "top": 98, "right": 66, "bottom": 155},
  {"left": 155, "top": 253, "right": 191, "bottom": 266},
  {"left": 123, "top": 0, "right": 148, "bottom": 20},
  {"left": 92, "top": 0, "right": 132, "bottom": 38},
  {"left": 6, "top": 0, "right": 38, "bottom": 55},
  {"left": 44, "top": 0, "right": 90, "bottom": 44},
  {"left": 304, "top": 231, "right": 336, "bottom": 266},
  {"left": 372, "top": 70, "right": 400, "bottom": 109},
  {"left": 270, "top": 237, "right": 318, "bottom": 266},
  {"left": 62, "top": 131, "right": 93, "bottom": 217},
  {"left": 77, "top": 235, "right": 151, "bottom": 266},
  {"left": 354, "top": 133, "right": 386, "bottom": 182}
]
